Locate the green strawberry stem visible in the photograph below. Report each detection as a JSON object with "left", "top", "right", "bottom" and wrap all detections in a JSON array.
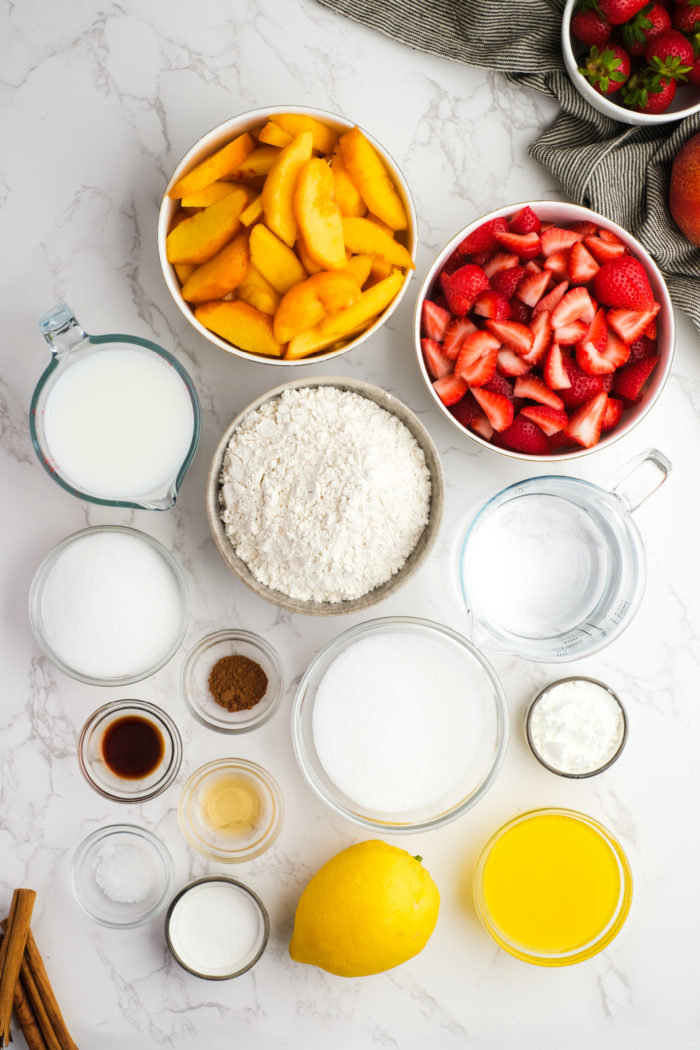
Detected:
[
  {"left": 579, "top": 45, "right": 628, "bottom": 92},
  {"left": 649, "top": 55, "right": 691, "bottom": 81}
]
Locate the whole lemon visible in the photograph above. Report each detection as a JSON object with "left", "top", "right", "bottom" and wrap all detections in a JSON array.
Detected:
[{"left": 289, "top": 840, "right": 440, "bottom": 977}]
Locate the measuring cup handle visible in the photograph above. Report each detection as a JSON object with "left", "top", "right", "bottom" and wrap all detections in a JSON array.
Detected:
[
  {"left": 609, "top": 448, "right": 672, "bottom": 512},
  {"left": 38, "top": 302, "right": 88, "bottom": 356}
]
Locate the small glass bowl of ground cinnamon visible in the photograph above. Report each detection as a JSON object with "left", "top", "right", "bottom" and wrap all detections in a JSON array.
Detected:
[{"left": 181, "top": 630, "right": 283, "bottom": 733}]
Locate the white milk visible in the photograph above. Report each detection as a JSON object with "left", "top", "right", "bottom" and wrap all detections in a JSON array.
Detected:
[{"left": 43, "top": 346, "right": 195, "bottom": 499}]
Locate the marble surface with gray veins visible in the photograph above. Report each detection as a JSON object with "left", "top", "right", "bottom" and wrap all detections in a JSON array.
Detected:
[{"left": 3, "top": 1, "right": 700, "bottom": 1047}]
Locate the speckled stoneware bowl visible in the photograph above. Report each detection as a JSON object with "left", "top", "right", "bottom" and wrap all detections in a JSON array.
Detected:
[{"left": 206, "top": 376, "right": 444, "bottom": 616}]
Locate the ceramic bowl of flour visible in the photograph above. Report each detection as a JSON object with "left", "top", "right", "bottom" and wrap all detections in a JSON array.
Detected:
[{"left": 206, "top": 377, "right": 444, "bottom": 615}]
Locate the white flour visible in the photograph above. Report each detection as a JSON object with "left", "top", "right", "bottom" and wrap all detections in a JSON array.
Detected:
[
  {"left": 219, "top": 387, "right": 432, "bottom": 602},
  {"left": 529, "top": 679, "right": 625, "bottom": 774}
]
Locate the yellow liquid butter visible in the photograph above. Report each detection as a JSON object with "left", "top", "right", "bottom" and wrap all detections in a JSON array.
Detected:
[{"left": 475, "top": 809, "right": 632, "bottom": 966}]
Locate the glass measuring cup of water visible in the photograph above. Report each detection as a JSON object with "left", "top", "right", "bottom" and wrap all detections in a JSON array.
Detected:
[
  {"left": 30, "top": 302, "right": 201, "bottom": 511},
  {"left": 459, "top": 449, "right": 671, "bottom": 662}
]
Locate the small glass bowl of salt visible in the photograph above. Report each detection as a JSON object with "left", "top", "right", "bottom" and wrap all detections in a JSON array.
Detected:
[
  {"left": 526, "top": 677, "right": 628, "bottom": 779},
  {"left": 71, "top": 824, "right": 175, "bottom": 928}
]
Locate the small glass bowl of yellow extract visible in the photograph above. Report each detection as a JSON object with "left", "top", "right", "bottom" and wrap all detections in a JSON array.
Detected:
[{"left": 178, "top": 758, "right": 284, "bottom": 862}]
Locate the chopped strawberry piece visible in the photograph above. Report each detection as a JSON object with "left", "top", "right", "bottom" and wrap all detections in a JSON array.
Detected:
[
  {"left": 584, "top": 236, "right": 628, "bottom": 263},
  {"left": 577, "top": 324, "right": 630, "bottom": 375},
  {"left": 601, "top": 373, "right": 614, "bottom": 392},
  {"left": 433, "top": 373, "right": 468, "bottom": 406},
  {"left": 533, "top": 281, "right": 569, "bottom": 317},
  {"left": 515, "top": 270, "right": 551, "bottom": 307},
  {"left": 554, "top": 320, "right": 589, "bottom": 345},
  {"left": 521, "top": 404, "right": 569, "bottom": 435},
  {"left": 441, "top": 248, "right": 464, "bottom": 275},
  {"left": 421, "top": 299, "right": 451, "bottom": 341},
  {"left": 449, "top": 391, "right": 481, "bottom": 429},
  {"left": 597, "top": 228, "right": 625, "bottom": 246},
  {"left": 514, "top": 375, "right": 565, "bottom": 410},
  {"left": 568, "top": 241, "right": 600, "bottom": 283},
  {"left": 482, "top": 252, "right": 520, "bottom": 278},
  {"left": 565, "top": 392, "right": 608, "bottom": 449},
  {"left": 524, "top": 260, "right": 544, "bottom": 273},
  {"left": 456, "top": 217, "right": 509, "bottom": 256},
  {"left": 559, "top": 359, "right": 604, "bottom": 408},
  {"left": 497, "top": 349, "right": 532, "bottom": 377},
  {"left": 644, "top": 318, "right": 657, "bottom": 339},
  {"left": 494, "top": 412, "right": 551, "bottom": 454},
  {"left": 612, "top": 355, "right": 660, "bottom": 400},
  {"left": 601, "top": 397, "right": 624, "bottom": 431},
  {"left": 443, "top": 317, "right": 477, "bottom": 360},
  {"left": 543, "top": 251, "right": 570, "bottom": 278},
  {"left": 470, "top": 410, "right": 495, "bottom": 441},
  {"left": 473, "top": 289, "right": 511, "bottom": 320},
  {"left": 551, "top": 286, "right": 594, "bottom": 328},
  {"left": 544, "top": 343, "right": 572, "bottom": 390},
  {"left": 508, "top": 299, "right": 531, "bottom": 325},
  {"left": 570, "top": 220, "right": 599, "bottom": 237},
  {"left": 541, "top": 226, "right": 583, "bottom": 257},
  {"left": 491, "top": 265, "right": 526, "bottom": 299},
  {"left": 509, "top": 206, "right": 541, "bottom": 235},
  {"left": 594, "top": 257, "right": 655, "bottom": 310},
  {"left": 422, "top": 337, "right": 454, "bottom": 379},
  {"left": 471, "top": 387, "right": 515, "bottom": 431},
  {"left": 581, "top": 306, "right": 608, "bottom": 353},
  {"left": 607, "top": 304, "right": 660, "bottom": 344},
  {"left": 485, "top": 319, "right": 534, "bottom": 355},
  {"left": 482, "top": 373, "right": 516, "bottom": 401},
  {"left": 455, "top": 331, "right": 500, "bottom": 387},
  {"left": 493, "top": 229, "right": 541, "bottom": 259},
  {"left": 628, "top": 334, "right": 656, "bottom": 363},
  {"left": 441, "top": 264, "right": 490, "bottom": 316},
  {"left": 521, "top": 310, "right": 553, "bottom": 366}
]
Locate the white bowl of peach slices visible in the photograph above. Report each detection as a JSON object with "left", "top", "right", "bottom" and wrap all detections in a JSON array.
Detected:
[
  {"left": 414, "top": 201, "right": 674, "bottom": 460},
  {"left": 158, "top": 107, "right": 416, "bottom": 364}
]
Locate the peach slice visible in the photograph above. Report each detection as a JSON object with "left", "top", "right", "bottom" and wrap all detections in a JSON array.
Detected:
[
  {"left": 258, "top": 121, "right": 294, "bottom": 148},
  {"left": 341, "top": 216, "right": 414, "bottom": 270},
  {"left": 181, "top": 232, "right": 249, "bottom": 303},
  {"left": 249, "top": 222, "right": 307, "bottom": 293},
  {"left": 262, "top": 131, "right": 314, "bottom": 247},
  {"left": 271, "top": 113, "right": 339, "bottom": 155},
  {"left": 343, "top": 253, "right": 373, "bottom": 287},
  {"left": 174, "top": 263, "right": 196, "bottom": 283},
  {"left": 168, "top": 132, "right": 255, "bottom": 199},
  {"left": 294, "top": 158, "right": 346, "bottom": 271},
  {"left": 194, "top": 300, "right": 284, "bottom": 357},
  {"left": 240, "top": 193, "right": 264, "bottom": 227},
  {"left": 226, "top": 146, "right": 280, "bottom": 180},
  {"left": 236, "top": 263, "right": 281, "bottom": 316},
  {"left": 285, "top": 270, "right": 404, "bottom": 359},
  {"left": 331, "top": 150, "right": 367, "bottom": 217},
  {"left": 180, "top": 182, "right": 240, "bottom": 208},
  {"left": 273, "top": 271, "right": 361, "bottom": 343},
  {"left": 295, "top": 238, "right": 323, "bottom": 275},
  {"left": 165, "top": 187, "right": 250, "bottom": 264},
  {"left": 338, "top": 127, "right": 408, "bottom": 231}
]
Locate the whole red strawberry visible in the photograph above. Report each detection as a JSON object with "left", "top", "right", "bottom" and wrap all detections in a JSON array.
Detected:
[
  {"left": 622, "top": 67, "right": 678, "bottom": 110},
  {"left": 598, "top": 0, "right": 649, "bottom": 24},
  {"left": 672, "top": 4, "right": 700, "bottom": 32},
  {"left": 622, "top": 2, "right": 671, "bottom": 55},
  {"left": 688, "top": 54, "right": 700, "bottom": 86},
  {"left": 593, "top": 256, "right": 655, "bottom": 309},
  {"left": 572, "top": 1, "right": 613, "bottom": 46},
  {"left": 645, "top": 28, "right": 694, "bottom": 76},
  {"left": 579, "top": 43, "right": 632, "bottom": 93}
]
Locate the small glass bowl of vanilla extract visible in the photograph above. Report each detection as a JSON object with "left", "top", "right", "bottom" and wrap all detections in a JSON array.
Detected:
[{"left": 78, "top": 699, "right": 183, "bottom": 803}]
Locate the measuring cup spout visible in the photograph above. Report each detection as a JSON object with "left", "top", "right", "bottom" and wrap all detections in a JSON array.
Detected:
[
  {"left": 38, "top": 302, "right": 88, "bottom": 357},
  {"left": 608, "top": 448, "right": 672, "bottom": 513}
]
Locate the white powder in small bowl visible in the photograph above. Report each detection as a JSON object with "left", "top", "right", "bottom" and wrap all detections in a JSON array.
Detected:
[
  {"left": 219, "top": 387, "right": 432, "bottom": 603},
  {"left": 93, "top": 842, "right": 157, "bottom": 904},
  {"left": 528, "top": 678, "right": 626, "bottom": 775}
]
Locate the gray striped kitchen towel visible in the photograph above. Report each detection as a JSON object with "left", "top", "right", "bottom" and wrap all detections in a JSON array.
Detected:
[{"left": 317, "top": 0, "right": 700, "bottom": 337}]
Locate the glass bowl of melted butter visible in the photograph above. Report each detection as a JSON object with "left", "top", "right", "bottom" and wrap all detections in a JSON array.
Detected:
[{"left": 178, "top": 758, "right": 284, "bottom": 863}]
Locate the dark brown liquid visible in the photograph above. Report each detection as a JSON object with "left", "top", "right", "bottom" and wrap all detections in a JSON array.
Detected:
[{"left": 101, "top": 715, "right": 165, "bottom": 779}]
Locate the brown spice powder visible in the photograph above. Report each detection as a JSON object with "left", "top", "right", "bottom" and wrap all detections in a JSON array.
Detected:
[{"left": 208, "top": 654, "right": 268, "bottom": 712}]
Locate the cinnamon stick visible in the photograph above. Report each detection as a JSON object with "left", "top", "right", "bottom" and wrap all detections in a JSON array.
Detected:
[
  {"left": 22, "top": 932, "right": 78, "bottom": 1050},
  {"left": 0, "top": 889, "right": 36, "bottom": 1047},
  {"left": 11, "top": 976, "right": 47, "bottom": 1050}
]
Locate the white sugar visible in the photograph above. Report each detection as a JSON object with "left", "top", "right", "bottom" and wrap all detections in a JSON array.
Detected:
[
  {"left": 39, "top": 531, "right": 184, "bottom": 678},
  {"left": 168, "top": 882, "right": 263, "bottom": 977},
  {"left": 312, "top": 632, "right": 483, "bottom": 812}
]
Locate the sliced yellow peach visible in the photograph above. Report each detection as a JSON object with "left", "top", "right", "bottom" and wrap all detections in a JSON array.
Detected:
[
  {"left": 343, "top": 253, "right": 373, "bottom": 286},
  {"left": 194, "top": 300, "right": 284, "bottom": 357},
  {"left": 294, "top": 158, "right": 346, "bottom": 270},
  {"left": 168, "top": 132, "right": 255, "bottom": 199},
  {"left": 180, "top": 182, "right": 240, "bottom": 208},
  {"left": 181, "top": 232, "right": 249, "bottom": 303},
  {"left": 262, "top": 131, "right": 314, "bottom": 247},
  {"left": 273, "top": 271, "right": 361, "bottom": 343},
  {"left": 285, "top": 271, "right": 404, "bottom": 359},
  {"left": 341, "top": 216, "right": 414, "bottom": 270},
  {"left": 295, "top": 238, "right": 323, "bottom": 275},
  {"left": 369, "top": 256, "right": 393, "bottom": 280},
  {"left": 271, "top": 113, "right": 339, "bottom": 155},
  {"left": 165, "top": 188, "right": 250, "bottom": 265},
  {"left": 226, "top": 146, "right": 280, "bottom": 180},
  {"left": 174, "top": 262, "right": 196, "bottom": 283},
  {"left": 249, "top": 222, "right": 307, "bottom": 293},
  {"left": 331, "top": 150, "right": 366, "bottom": 217},
  {"left": 236, "top": 263, "right": 281, "bottom": 315},
  {"left": 240, "top": 193, "right": 264, "bottom": 227},
  {"left": 257, "top": 121, "right": 294, "bottom": 148},
  {"left": 338, "top": 127, "right": 408, "bottom": 231}
]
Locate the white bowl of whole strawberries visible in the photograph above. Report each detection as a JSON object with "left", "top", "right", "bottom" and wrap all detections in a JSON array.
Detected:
[
  {"left": 414, "top": 201, "right": 674, "bottom": 460},
  {"left": 563, "top": 0, "right": 700, "bottom": 122}
]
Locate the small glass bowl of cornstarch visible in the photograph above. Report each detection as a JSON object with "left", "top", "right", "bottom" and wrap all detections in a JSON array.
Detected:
[
  {"left": 526, "top": 677, "right": 628, "bottom": 778},
  {"left": 206, "top": 377, "right": 443, "bottom": 615}
]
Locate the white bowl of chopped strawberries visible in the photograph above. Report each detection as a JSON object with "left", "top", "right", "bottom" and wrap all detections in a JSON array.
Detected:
[
  {"left": 414, "top": 201, "right": 674, "bottom": 459},
  {"left": 563, "top": 0, "right": 700, "bottom": 123}
]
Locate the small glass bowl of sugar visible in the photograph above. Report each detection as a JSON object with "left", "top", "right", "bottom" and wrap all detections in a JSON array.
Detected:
[
  {"left": 71, "top": 824, "right": 175, "bottom": 928},
  {"left": 526, "top": 677, "right": 628, "bottom": 778}
]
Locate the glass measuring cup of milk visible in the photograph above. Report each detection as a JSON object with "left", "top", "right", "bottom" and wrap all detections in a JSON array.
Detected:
[
  {"left": 459, "top": 449, "right": 671, "bottom": 662},
  {"left": 30, "top": 303, "right": 200, "bottom": 510}
]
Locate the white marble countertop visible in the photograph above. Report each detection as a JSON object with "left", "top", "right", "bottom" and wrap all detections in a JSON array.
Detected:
[{"left": 4, "top": 1, "right": 700, "bottom": 1047}]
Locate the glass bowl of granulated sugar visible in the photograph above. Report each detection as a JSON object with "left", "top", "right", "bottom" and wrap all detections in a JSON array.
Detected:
[{"left": 206, "top": 377, "right": 444, "bottom": 615}]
